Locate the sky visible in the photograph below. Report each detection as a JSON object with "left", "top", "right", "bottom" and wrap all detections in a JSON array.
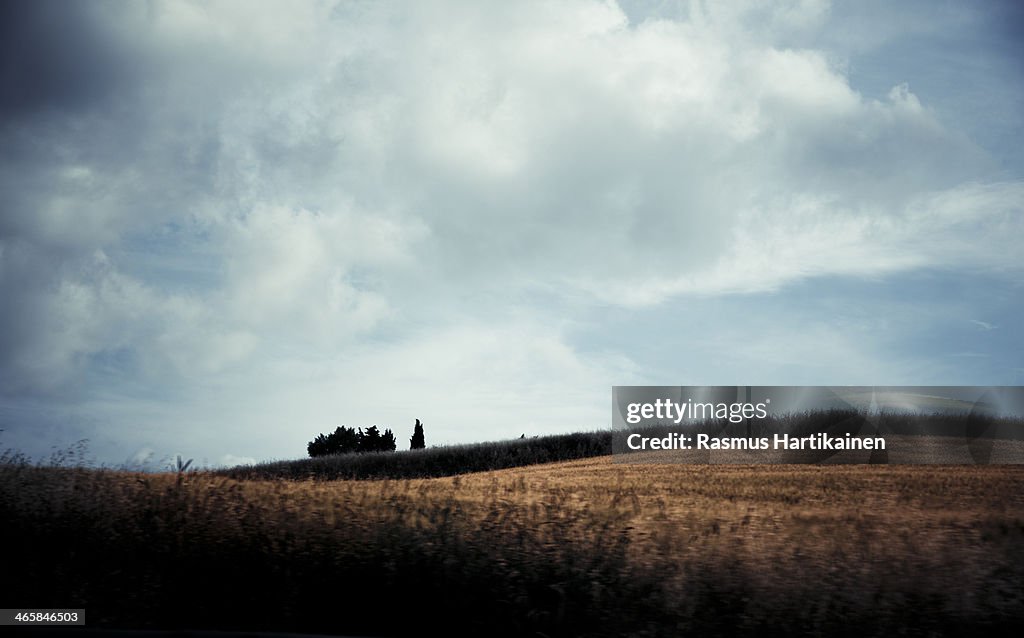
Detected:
[{"left": 1, "top": 0, "right": 1022, "bottom": 469}]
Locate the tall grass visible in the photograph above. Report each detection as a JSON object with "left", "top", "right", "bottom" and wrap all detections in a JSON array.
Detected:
[
  {"left": 0, "top": 462, "right": 662, "bottom": 636},
  {"left": 2, "top": 456, "right": 1023, "bottom": 635}
]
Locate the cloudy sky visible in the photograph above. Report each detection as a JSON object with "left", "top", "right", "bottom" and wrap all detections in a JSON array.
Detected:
[{"left": 1, "top": 0, "right": 1022, "bottom": 468}]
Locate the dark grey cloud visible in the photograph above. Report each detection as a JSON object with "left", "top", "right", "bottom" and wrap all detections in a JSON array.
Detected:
[{"left": 0, "top": 1, "right": 141, "bottom": 118}]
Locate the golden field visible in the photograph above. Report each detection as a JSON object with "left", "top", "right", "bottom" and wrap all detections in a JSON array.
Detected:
[{"left": 2, "top": 455, "right": 1023, "bottom": 636}]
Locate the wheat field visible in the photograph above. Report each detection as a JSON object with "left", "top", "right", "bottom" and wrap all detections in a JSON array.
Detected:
[{"left": 2, "top": 455, "right": 1023, "bottom": 636}]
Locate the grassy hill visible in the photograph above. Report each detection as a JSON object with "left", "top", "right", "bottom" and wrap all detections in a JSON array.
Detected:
[
  {"left": 5, "top": 411, "right": 1024, "bottom": 635},
  {"left": 220, "top": 430, "right": 612, "bottom": 481},
  {"left": 2, "top": 456, "right": 1023, "bottom": 636},
  {"left": 220, "top": 409, "right": 1024, "bottom": 481}
]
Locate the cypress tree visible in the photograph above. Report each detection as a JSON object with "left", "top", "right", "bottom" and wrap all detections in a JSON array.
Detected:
[{"left": 410, "top": 418, "right": 426, "bottom": 450}]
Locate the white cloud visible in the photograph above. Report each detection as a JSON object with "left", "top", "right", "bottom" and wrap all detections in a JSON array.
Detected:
[
  {"left": 244, "top": 319, "right": 640, "bottom": 447},
  {"left": 216, "top": 203, "right": 421, "bottom": 343},
  {"left": 127, "top": 447, "right": 155, "bottom": 468},
  {"left": 586, "top": 180, "right": 1024, "bottom": 305},
  {"left": 219, "top": 453, "right": 256, "bottom": 468},
  {"left": 2, "top": 0, "right": 1021, "bottom": 462}
]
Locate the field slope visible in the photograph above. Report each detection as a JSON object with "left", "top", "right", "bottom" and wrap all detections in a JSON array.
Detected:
[{"left": 3, "top": 455, "right": 1024, "bottom": 636}]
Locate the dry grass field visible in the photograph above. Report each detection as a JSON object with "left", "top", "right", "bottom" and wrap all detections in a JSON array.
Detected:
[{"left": 3, "top": 454, "right": 1024, "bottom": 636}]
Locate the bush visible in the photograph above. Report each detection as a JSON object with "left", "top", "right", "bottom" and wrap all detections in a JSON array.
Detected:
[{"left": 307, "top": 425, "right": 397, "bottom": 457}]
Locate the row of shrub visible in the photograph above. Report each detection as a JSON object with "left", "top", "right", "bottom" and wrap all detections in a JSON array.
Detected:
[
  {"left": 225, "top": 430, "right": 611, "bottom": 481},
  {"left": 228, "top": 410, "right": 1024, "bottom": 481},
  {"left": 307, "top": 419, "right": 427, "bottom": 457},
  {"left": 307, "top": 425, "right": 398, "bottom": 456}
]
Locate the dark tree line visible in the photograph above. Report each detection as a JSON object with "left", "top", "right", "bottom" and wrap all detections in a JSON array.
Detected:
[
  {"left": 307, "top": 425, "right": 396, "bottom": 457},
  {"left": 307, "top": 419, "right": 426, "bottom": 457}
]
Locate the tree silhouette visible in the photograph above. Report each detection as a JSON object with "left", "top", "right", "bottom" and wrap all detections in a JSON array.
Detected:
[
  {"left": 307, "top": 424, "right": 398, "bottom": 457},
  {"left": 307, "top": 432, "right": 330, "bottom": 457},
  {"left": 410, "top": 418, "right": 426, "bottom": 450},
  {"left": 358, "top": 426, "right": 380, "bottom": 453},
  {"left": 307, "top": 425, "right": 360, "bottom": 457},
  {"left": 328, "top": 426, "right": 359, "bottom": 454},
  {"left": 381, "top": 428, "right": 397, "bottom": 452}
]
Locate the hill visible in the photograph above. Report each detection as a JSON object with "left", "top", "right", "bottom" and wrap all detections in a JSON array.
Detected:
[
  {"left": 220, "top": 409, "right": 1024, "bottom": 481},
  {"left": 2, "top": 456, "right": 1023, "bottom": 636},
  {"left": 220, "top": 430, "right": 611, "bottom": 481}
]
